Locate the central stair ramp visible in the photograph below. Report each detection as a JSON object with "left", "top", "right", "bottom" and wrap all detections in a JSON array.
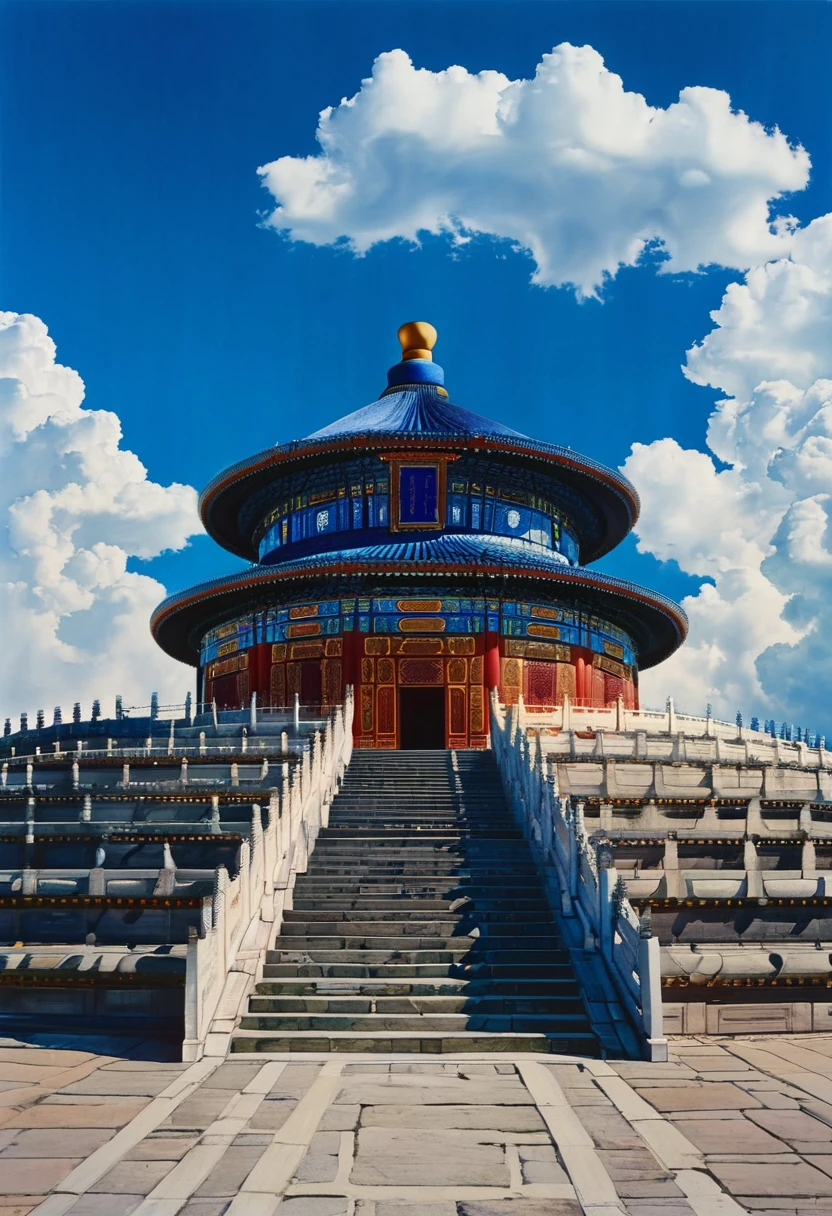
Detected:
[{"left": 232, "top": 749, "right": 602, "bottom": 1054}]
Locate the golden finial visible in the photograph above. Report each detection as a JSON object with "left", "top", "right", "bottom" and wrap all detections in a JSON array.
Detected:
[{"left": 398, "top": 321, "right": 437, "bottom": 362}]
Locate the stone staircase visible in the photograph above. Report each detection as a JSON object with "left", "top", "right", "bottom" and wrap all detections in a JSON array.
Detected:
[{"left": 232, "top": 749, "right": 599, "bottom": 1054}]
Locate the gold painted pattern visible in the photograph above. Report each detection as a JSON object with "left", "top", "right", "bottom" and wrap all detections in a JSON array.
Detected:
[
  {"left": 396, "top": 599, "right": 442, "bottom": 613},
  {"left": 399, "top": 618, "right": 446, "bottom": 633}
]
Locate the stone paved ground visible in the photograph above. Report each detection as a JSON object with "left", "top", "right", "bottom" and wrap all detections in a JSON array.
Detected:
[{"left": 7, "top": 1037, "right": 832, "bottom": 1214}]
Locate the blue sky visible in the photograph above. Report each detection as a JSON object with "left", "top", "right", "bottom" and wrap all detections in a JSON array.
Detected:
[{"left": 2, "top": 1, "right": 832, "bottom": 722}]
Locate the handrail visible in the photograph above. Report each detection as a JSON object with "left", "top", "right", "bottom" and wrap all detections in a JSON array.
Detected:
[
  {"left": 181, "top": 686, "right": 354, "bottom": 1060},
  {"left": 490, "top": 690, "right": 667, "bottom": 1062}
]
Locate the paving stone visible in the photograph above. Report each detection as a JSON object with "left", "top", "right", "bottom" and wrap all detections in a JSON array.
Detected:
[
  {"left": 194, "top": 1144, "right": 268, "bottom": 1196},
  {"left": 748, "top": 1110, "right": 832, "bottom": 1148},
  {"left": 634, "top": 1082, "right": 760, "bottom": 1112},
  {"left": 358, "top": 1104, "right": 546, "bottom": 1131},
  {"left": 0, "top": 1157, "right": 82, "bottom": 1194},
  {"left": 206, "top": 1062, "right": 263, "bottom": 1090},
  {"left": 623, "top": 1203, "right": 696, "bottom": 1214},
  {"left": 88, "top": 1159, "right": 178, "bottom": 1194},
  {"left": 65, "top": 1197, "right": 145, "bottom": 1216},
  {"left": 163, "top": 1090, "right": 232, "bottom": 1130},
  {"left": 456, "top": 1203, "right": 582, "bottom": 1215},
  {"left": 178, "top": 1203, "right": 231, "bottom": 1216},
  {"left": 319, "top": 1103, "right": 360, "bottom": 1131},
  {"left": 0, "top": 1127, "right": 113, "bottom": 1157},
  {"left": 336, "top": 1080, "right": 533, "bottom": 1106},
  {"left": 670, "top": 1117, "right": 785, "bottom": 1155},
  {"left": 57, "top": 1072, "right": 174, "bottom": 1097},
  {"left": 232, "top": 1133, "right": 273, "bottom": 1146},
  {"left": 126, "top": 1133, "right": 201, "bottom": 1160},
  {"left": 372, "top": 1204, "right": 457, "bottom": 1216},
  {"left": 710, "top": 1160, "right": 832, "bottom": 1196},
  {"left": 0, "top": 1048, "right": 96, "bottom": 1068},
  {"left": 6, "top": 1100, "right": 147, "bottom": 1127},
  {"left": 248, "top": 1097, "right": 297, "bottom": 1130},
  {"left": 276, "top": 1200, "right": 349, "bottom": 1216},
  {"left": 575, "top": 1105, "right": 644, "bottom": 1149},
  {"left": 521, "top": 1159, "right": 570, "bottom": 1183},
  {"left": 350, "top": 1127, "right": 510, "bottom": 1186},
  {"left": 294, "top": 1151, "right": 339, "bottom": 1182},
  {"left": 270, "top": 1064, "right": 322, "bottom": 1096}
]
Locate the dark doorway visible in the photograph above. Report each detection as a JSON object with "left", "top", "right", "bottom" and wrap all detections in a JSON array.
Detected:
[{"left": 399, "top": 687, "right": 446, "bottom": 749}]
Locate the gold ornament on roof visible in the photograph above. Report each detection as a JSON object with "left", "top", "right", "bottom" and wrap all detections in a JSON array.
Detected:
[{"left": 398, "top": 321, "right": 437, "bottom": 362}]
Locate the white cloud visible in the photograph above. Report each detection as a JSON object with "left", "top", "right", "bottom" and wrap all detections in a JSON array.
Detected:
[
  {"left": 0, "top": 312, "right": 201, "bottom": 723},
  {"left": 258, "top": 44, "right": 809, "bottom": 297},
  {"left": 627, "top": 216, "right": 832, "bottom": 727}
]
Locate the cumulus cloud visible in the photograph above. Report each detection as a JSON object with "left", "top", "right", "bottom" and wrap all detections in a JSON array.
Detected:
[
  {"left": 258, "top": 44, "right": 809, "bottom": 296},
  {"left": 0, "top": 312, "right": 200, "bottom": 722},
  {"left": 628, "top": 216, "right": 832, "bottom": 725}
]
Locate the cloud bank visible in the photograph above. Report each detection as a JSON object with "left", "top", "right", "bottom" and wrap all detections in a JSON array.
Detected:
[
  {"left": 0, "top": 312, "right": 200, "bottom": 721},
  {"left": 258, "top": 44, "right": 809, "bottom": 297},
  {"left": 629, "top": 216, "right": 832, "bottom": 723}
]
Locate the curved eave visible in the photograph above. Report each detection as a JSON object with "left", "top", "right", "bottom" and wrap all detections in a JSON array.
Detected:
[
  {"left": 198, "top": 431, "right": 640, "bottom": 565},
  {"left": 151, "top": 558, "right": 685, "bottom": 673}
]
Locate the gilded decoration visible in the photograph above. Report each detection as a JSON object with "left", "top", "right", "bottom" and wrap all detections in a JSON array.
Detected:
[
  {"left": 396, "top": 638, "right": 443, "bottom": 655},
  {"left": 399, "top": 658, "right": 443, "bottom": 685},
  {"left": 290, "top": 641, "right": 325, "bottom": 660},
  {"left": 361, "top": 657, "right": 375, "bottom": 684},
  {"left": 447, "top": 637, "right": 475, "bottom": 655},
  {"left": 604, "top": 640, "right": 625, "bottom": 659},
  {"left": 595, "top": 655, "right": 625, "bottom": 678},
  {"left": 557, "top": 662, "right": 577, "bottom": 701},
  {"left": 324, "top": 638, "right": 343, "bottom": 657},
  {"left": 216, "top": 622, "right": 238, "bottom": 639},
  {"left": 323, "top": 659, "right": 342, "bottom": 704},
  {"left": 470, "top": 685, "right": 485, "bottom": 734},
  {"left": 361, "top": 685, "right": 374, "bottom": 733},
  {"left": 377, "top": 685, "right": 395, "bottom": 735},
  {"left": 270, "top": 664, "right": 285, "bottom": 708},
  {"left": 287, "top": 622, "right": 321, "bottom": 639},
  {"left": 209, "top": 654, "right": 247, "bottom": 679},
  {"left": 526, "top": 661, "right": 556, "bottom": 706},
  {"left": 527, "top": 623, "right": 560, "bottom": 639},
  {"left": 531, "top": 605, "right": 560, "bottom": 620},
  {"left": 502, "top": 658, "right": 522, "bottom": 687},
  {"left": 377, "top": 658, "right": 395, "bottom": 684},
  {"left": 505, "top": 640, "right": 528, "bottom": 659},
  {"left": 450, "top": 686, "right": 466, "bottom": 735},
  {"left": 525, "top": 641, "right": 571, "bottom": 662},
  {"left": 287, "top": 663, "right": 301, "bottom": 698},
  {"left": 289, "top": 604, "right": 318, "bottom": 620},
  {"left": 365, "top": 638, "right": 391, "bottom": 655},
  {"left": 469, "top": 656, "right": 483, "bottom": 684},
  {"left": 237, "top": 671, "right": 250, "bottom": 703},
  {"left": 396, "top": 599, "right": 442, "bottom": 613},
  {"left": 447, "top": 658, "right": 467, "bottom": 684},
  {"left": 271, "top": 643, "right": 287, "bottom": 663},
  {"left": 217, "top": 639, "right": 238, "bottom": 657},
  {"left": 399, "top": 617, "right": 446, "bottom": 633}
]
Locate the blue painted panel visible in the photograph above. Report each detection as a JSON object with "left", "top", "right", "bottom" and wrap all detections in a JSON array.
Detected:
[{"left": 399, "top": 465, "right": 439, "bottom": 525}]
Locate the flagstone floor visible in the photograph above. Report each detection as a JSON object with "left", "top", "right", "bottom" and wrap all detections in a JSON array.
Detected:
[{"left": 5, "top": 1035, "right": 832, "bottom": 1215}]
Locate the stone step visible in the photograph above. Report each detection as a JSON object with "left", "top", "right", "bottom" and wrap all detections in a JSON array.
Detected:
[
  {"left": 268, "top": 942, "right": 565, "bottom": 960},
  {"left": 254, "top": 978, "right": 578, "bottom": 997},
  {"left": 262, "top": 962, "right": 575, "bottom": 979},
  {"left": 279, "top": 921, "right": 557, "bottom": 938},
  {"left": 238, "top": 1012, "right": 590, "bottom": 1033},
  {"left": 272, "top": 934, "right": 562, "bottom": 952},
  {"left": 230, "top": 1030, "right": 599, "bottom": 1054},
  {"left": 288, "top": 899, "right": 552, "bottom": 912},
  {"left": 249, "top": 994, "right": 583, "bottom": 1013},
  {"left": 282, "top": 909, "right": 554, "bottom": 923}
]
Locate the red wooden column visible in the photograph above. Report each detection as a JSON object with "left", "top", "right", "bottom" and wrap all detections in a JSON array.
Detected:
[{"left": 484, "top": 632, "right": 500, "bottom": 691}]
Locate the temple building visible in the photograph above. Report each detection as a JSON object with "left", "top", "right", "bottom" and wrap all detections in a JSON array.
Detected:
[{"left": 152, "top": 323, "right": 687, "bottom": 749}]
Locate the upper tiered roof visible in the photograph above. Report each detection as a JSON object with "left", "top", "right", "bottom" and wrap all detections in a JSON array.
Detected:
[{"left": 198, "top": 321, "right": 640, "bottom": 563}]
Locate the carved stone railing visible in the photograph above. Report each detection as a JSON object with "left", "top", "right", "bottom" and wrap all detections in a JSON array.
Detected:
[
  {"left": 517, "top": 695, "right": 830, "bottom": 770},
  {"left": 182, "top": 687, "right": 354, "bottom": 1060},
  {"left": 490, "top": 691, "right": 666, "bottom": 1061}
]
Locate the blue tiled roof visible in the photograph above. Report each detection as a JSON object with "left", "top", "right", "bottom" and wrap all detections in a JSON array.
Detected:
[
  {"left": 151, "top": 533, "right": 687, "bottom": 670},
  {"left": 306, "top": 385, "right": 526, "bottom": 441}
]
